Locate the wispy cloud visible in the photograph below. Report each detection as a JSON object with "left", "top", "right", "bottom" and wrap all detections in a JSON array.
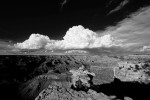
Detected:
[
  {"left": 60, "top": 0, "right": 69, "bottom": 11},
  {"left": 107, "top": 0, "right": 129, "bottom": 15},
  {"left": 97, "top": 6, "right": 150, "bottom": 52}
]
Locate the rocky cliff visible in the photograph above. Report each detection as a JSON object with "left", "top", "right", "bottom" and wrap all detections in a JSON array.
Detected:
[{"left": 0, "top": 55, "right": 150, "bottom": 100}]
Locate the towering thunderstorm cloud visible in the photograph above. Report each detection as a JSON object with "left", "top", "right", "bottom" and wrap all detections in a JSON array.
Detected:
[
  {"left": 14, "top": 25, "right": 114, "bottom": 50},
  {"left": 15, "top": 6, "right": 150, "bottom": 52}
]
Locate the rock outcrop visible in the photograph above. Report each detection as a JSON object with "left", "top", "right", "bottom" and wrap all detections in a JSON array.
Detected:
[{"left": 114, "top": 61, "right": 150, "bottom": 83}]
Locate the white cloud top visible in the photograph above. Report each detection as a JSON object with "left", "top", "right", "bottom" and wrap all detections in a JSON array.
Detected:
[
  {"left": 14, "top": 25, "right": 115, "bottom": 50},
  {"left": 14, "top": 6, "right": 150, "bottom": 53},
  {"left": 14, "top": 34, "right": 50, "bottom": 49}
]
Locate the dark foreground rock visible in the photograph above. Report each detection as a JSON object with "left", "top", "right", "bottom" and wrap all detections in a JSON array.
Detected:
[{"left": 0, "top": 55, "right": 150, "bottom": 100}]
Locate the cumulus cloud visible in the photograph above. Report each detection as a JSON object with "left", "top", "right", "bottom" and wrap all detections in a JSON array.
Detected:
[
  {"left": 15, "top": 25, "right": 115, "bottom": 50},
  {"left": 14, "top": 34, "right": 51, "bottom": 49},
  {"left": 14, "top": 6, "right": 150, "bottom": 53},
  {"left": 60, "top": 25, "right": 114, "bottom": 49}
]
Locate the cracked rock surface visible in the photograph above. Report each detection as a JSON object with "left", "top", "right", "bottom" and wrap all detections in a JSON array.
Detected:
[{"left": 35, "top": 82, "right": 111, "bottom": 100}]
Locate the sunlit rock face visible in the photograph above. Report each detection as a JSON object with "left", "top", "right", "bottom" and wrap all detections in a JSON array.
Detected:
[
  {"left": 69, "top": 65, "right": 95, "bottom": 88},
  {"left": 35, "top": 83, "right": 111, "bottom": 100},
  {"left": 114, "top": 61, "right": 150, "bottom": 83},
  {"left": 34, "top": 65, "right": 114, "bottom": 100},
  {"left": 91, "top": 66, "right": 115, "bottom": 85}
]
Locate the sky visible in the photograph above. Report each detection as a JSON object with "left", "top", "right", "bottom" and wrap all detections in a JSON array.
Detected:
[{"left": 0, "top": 0, "right": 150, "bottom": 55}]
